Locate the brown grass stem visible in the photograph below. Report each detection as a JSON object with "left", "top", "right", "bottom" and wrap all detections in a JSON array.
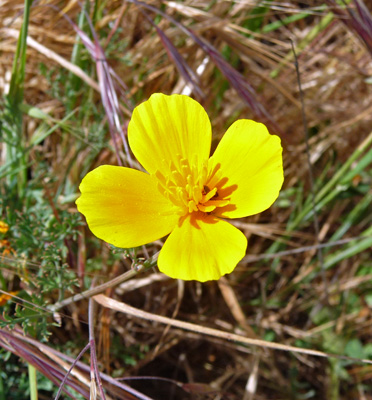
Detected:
[{"left": 93, "top": 294, "right": 372, "bottom": 366}]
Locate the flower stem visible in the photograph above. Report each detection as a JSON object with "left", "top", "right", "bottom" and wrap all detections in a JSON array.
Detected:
[
  {"left": 28, "top": 363, "right": 38, "bottom": 400},
  {"left": 49, "top": 252, "right": 159, "bottom": 312}
]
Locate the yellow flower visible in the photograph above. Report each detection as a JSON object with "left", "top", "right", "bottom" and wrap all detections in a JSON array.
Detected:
[
  {"left": 0, "top": 291, "right": 19, "bottom": 306},
  {"left": 0, "top": 221, "right": 9, "bottom": 234},
  {"left": 76, "top": 94, "right": 283, "bottom": 282},
  {"left": 0, "top": 239, "right": 15, "bottom": 256}
]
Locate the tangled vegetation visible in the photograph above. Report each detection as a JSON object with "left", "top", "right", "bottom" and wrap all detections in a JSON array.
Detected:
[{"left": 1, "top": 1, "right": 372, "bottom": 399}]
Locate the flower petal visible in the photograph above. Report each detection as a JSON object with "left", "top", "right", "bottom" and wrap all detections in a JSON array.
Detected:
[
  {"left": 76, "top": 165, "right": 178, "bottom": 248},
  {"left": 158, "top": 213, "right": 247, "bottom": 281},
  {"left": 209, "top": 120, "right": 283, "bottom": 218},
  {"left": 128, "top": 93, "right": 212, "bottom": 175}
]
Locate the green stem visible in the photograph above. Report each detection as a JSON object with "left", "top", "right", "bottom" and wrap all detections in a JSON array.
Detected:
[
  {"left": 0, "top": 371, "right": 5, "bottom": 400},
  {"left": 6, "top": 0, "right": 33, "bottom": 199},
  {"left": 8, "top": 0, "right": 33, "bottom": 105},
  {"left": 49, "top": 252, "right": 159, "bottom": 312},
  {"left": 289, "top": 130, "right": 372, "bottom": 231},
  {"left": 28, "top": 363, "right": 38, "bottom": 400}
]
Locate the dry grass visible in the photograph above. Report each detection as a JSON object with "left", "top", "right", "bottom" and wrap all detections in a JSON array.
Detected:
[{"left": 1, "top": 1, "right": 372, "bottom": 399}]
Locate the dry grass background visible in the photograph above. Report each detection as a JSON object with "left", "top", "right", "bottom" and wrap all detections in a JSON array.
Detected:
[{"left": 1, "top": 1, "right": 372, "bottom": 399}]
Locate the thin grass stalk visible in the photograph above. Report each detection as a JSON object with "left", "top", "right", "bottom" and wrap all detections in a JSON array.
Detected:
[
  {"left": 46, "top": 4, "right": 132, "bottom": 166},
  {"left": 93, "top": 294, "right": 372, "bottom": 365},
  {"left": 81, "top": 8, "right": 133, "bottom": 167},
  {"left": 324, "top": 225, "right": 372, "bottom": 270},
  {"left": 70, "top": 11, "right": 124, "bottom": 166},
  {"left": 0, "top": 373, "right": 5, "bottom": 400},
  {"left": 0, "top": 330, "right": 88, "bottom": 398},
  {"left": 243, "top": 235, "right": 372, "bottom": 263},
  {"left": 88, "top": 295, "right": 106, "bottom": 400},
  {"left": 291, "top": 40, "right": 328, "bottom": 300},
  {"left": 329, "top": 192, "right": 372, "bottom": 241},
  {"left": 0, "top": 326, "right": 153, "bottom": 399},
  {"left": 270, "top": 8, "right": 336, "bottom": 79},
  {"left": 5, "top": 0, "right": 33, "bottom": 198},
  {"left": 266, "top": 131, "right": 372, "bottom": 263},
  {"left": 289, "top": 130, "right": 372, "bottom": 230},
  {"left": 54, "top": 343, "right": 91, "bottom": 400},
  {"left": 66, "top": 0, "right": 89, "bottom": 111},
  {"left": 142, "top": 11, "right": 204, "bottom": 98},
  {"left": 326, "top": 0, "right": 372, "bottom": 56},
  {"left": 0, "top": 110, "right": 77, "bottom": 180},
  {"left": 28, "top": 363, "right": 38, "bottom": 400},
  {"left": 127, "top": 0, "right": 281, "bottom": 133},
  {"left": 7, "top": 0, "right": 32, "bottom": 106}
]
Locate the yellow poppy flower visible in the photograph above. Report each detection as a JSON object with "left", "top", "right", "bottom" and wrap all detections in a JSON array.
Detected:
[
  {"left": 0, "top": 291, "right": 19, "bottom": 306},
  {"left": 76, "top": 94, "right": 283, "bottom": 282},
  {"left": 0, "top": 221, "right": 9, "bottom": 234}
]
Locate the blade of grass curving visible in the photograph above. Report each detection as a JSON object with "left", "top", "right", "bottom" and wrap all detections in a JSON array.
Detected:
[
  {"left": 324, "top": 225, "right": 372, "bottom": 270},
  {"left": 94, "top": 294, "right": 372, "bottom": 365},
  {"left": 289, "top": 130, "right": 372, "bottom": 230},
  {"left": 88, "top": 295, "right": 106, "bottom": 400},
  {"left": 262, "top": 6, "right": 328, "bottom": 33},
  {"left": 201, "top": 39, "right": 282, "bottom": 134},
  {"left": 291, "top": 40, "right": 328, "bottom": 300},
  {"left": 326, "top": 0, "right": 372, "bottom": 56},
  {"left": 270, "top": 6, "right": 338, "bottom": 79},
  {"left": 54, "top": 343, "right": 91, "bottom": 400},
  {"left": 66, "top": 0, "right": 90, "bottom": 111},
  {"left": 142, "top": 11, "right": 204, "bottom": 98},
  {"left": 103, "top": 3, "right": 128, "bottom": 46},
  {"left": 71, "top": 14, "right": 127, "bottom": 166},
  {"left": 4, "top": 0, "right": 33, "bottom": 199},
  {"left": 265, "top": 130, "right": 372, "bottom": 263},
  {"left": 354, "top": 0, "right": 372, "bottom": 48},
  {"left": 329, "top": 192, "right": 372, "bottom": 242},
  {"left": 0, "top": 327, "right": 155, "bottom": 399},
  {"left": 79, "top": 7, "right": 133, "bottom": 165},
  {"left": 0, "top": 330, "right": 88, "bottom": 399},
  {"left": 7, "top": 0, "right": 31, "bottom": 108},
  {"left": 243, "top": 235, "right": 372, "bottom": 263},
  {"left": 4, "top": 28, "right": 99, "bottom": 91},
  {"left": 48, "top": 4, "right": 133, "bottom": 167},
  {"left": 0, "top": 109, "right": 77, "bottom": 180},
  {"left": 127, "top": 0, "right": 281, "bottom": 134}
]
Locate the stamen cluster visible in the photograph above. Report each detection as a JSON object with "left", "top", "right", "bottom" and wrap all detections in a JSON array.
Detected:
[{"left": 155, "top": 156, "right": 229, "bottom": 216}]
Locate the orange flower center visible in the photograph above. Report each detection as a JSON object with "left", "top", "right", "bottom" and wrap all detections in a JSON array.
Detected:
[{"left": 155, "top": 157, "right": 230, "bottom": 216}]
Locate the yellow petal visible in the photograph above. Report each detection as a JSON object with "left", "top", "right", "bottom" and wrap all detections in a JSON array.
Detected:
[
  {"left": 209, "top": 120, "right": 283, "bottom": 218},
  {"left": 158, "top": 213, "right": 247, "bottom": 281},
  {"left": 128, "top": 94, "right": 211, "bottom": 176},
  {"left": 76, "top": 166, "right": 178, "bottom": 248}
]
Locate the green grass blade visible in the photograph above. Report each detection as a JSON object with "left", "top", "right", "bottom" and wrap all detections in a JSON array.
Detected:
[
  {"left": 28, "top": 363, "right": 38, "bottom": 400},
  {"left": 289, "top": 130, "right": 372, "bottom": 230},
  {"left": 324, "top": 233, "right": 372, "bottom": 270},
  {"left": 7, "top": 0, "right": 33, "bottom": 108}
]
